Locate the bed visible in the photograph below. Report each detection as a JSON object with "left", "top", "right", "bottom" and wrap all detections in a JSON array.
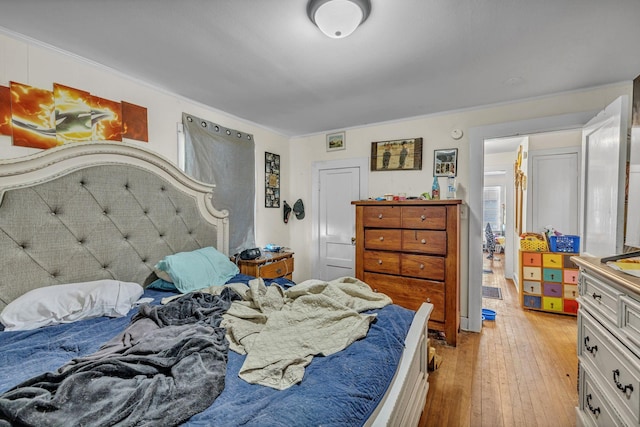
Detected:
[{"left": 0, "top": 142, "right": 433, "bottom": 426}]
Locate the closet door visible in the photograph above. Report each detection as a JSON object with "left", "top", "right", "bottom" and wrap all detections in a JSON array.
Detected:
[{"left": 529, "top": 149, "right": 579, "bottom": 236}]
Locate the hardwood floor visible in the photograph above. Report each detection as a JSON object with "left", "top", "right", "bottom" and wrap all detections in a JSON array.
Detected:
[{"left": 419, "top": 255, "right": 578, "bottom": 427}]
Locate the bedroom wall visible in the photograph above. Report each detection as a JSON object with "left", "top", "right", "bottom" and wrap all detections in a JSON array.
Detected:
[
  {"left": 0, "top": 31, "right": 291, "bottom": 255},
  {"left": 1, "top": 31, "right": 633, "bottom": 318},
  {"left": 289, "top": 83, "right": 632, "bottom": 321}
]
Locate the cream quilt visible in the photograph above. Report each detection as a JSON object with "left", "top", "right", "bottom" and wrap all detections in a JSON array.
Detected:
[{"left": 166, "top": 277, "right": 392, "bottom": 390}]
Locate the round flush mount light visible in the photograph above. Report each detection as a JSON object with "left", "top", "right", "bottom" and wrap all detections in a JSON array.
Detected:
[{"left": 307, "top": 0, "right": 371, "bottom": 39}]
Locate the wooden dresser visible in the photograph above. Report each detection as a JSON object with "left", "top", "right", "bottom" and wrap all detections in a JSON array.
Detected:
[
  {"left": 233, "top": 251, "right": 294, "bottom": 280},
  {"left": 352, "top": 200, "right": 461, "bottom": 346},
  {"left": 573, "top": 256, "right": 640, "bottom": 426}
]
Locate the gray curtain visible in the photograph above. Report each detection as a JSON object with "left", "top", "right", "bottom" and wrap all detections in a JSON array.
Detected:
[{"left": 183, "top": 113, "right": 255, "bottom": 255}]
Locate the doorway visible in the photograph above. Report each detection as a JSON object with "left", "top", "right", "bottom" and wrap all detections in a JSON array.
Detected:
[{"left": 467, "top": 110, "right": 597, "bottom": 332}]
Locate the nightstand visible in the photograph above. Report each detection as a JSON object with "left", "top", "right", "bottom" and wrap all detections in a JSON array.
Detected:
[{"left": 233, "top": 251, "right": 294, "bottom": 280}]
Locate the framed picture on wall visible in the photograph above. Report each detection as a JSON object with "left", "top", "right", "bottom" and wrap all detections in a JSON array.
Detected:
[
  {"left": 265, "top": 152, "right": 280, "bottom": 208},
  {"left": 326, "top": 131, "right": 346, "bottom": 151},
  {"left": 433, "top": 148, "right": 458, "bottom": 177},
  {"left": 370, "top": 137, "right": 423, "bottom": 171}
]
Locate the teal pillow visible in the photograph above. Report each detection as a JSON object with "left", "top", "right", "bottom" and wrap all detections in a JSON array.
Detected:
[
  {"left": 147, "top": 278, "right": 178, "bottom": 291},
  {"left": 154, "top": 247, "right": 239, "bottom": 293}
]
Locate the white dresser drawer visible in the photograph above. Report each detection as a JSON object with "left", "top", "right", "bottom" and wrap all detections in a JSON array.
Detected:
[
  {"left": 579, "top": 270, "right": 623, "bottom": 328},
  {"left": 580, "top": 310, "right": 640, "bottom": 423},
  {"left": 578, "top": 363, "right": 626, "bottom": 427},
  {"left": 621, "top": 295, "right": 640, "bottom": 359}
]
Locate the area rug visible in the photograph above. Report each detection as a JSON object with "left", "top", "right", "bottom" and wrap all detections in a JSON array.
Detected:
[{"left": 482, "top": 286, "right": 502, "bottom": 300}]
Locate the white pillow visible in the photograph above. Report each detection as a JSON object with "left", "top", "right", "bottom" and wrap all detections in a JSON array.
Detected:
[{"left": 0, "top": 279, "right": 144, "bottom": 331}]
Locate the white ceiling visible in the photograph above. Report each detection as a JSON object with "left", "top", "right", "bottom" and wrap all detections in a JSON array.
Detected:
[{"left": 1, "top": 1, "right": 640, "bottom": 137}]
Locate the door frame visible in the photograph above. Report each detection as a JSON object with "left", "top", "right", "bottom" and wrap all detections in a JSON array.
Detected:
[
  {"left": 467, "top": 110, "right": 597, "bottom": 332},
  {"left": 311, "top": 157, "right": 369, "bottom": 279}
]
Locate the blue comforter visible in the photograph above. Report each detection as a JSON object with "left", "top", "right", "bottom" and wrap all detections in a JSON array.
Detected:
[{"left": 0, "top": 275, "right": 414, "bottom": 426}]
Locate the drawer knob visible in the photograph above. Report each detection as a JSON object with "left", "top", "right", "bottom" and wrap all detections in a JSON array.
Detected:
[
  {"left": 276, "top": 268, "right": 282, "bottom": 275},
  {"left": 584, "top": 336, "right": 598, "bottom": 355},
  {"left": 612, "top": 369, "right": 634, "bottom": 396},
  {"left": 378, "top": 213, "right": 383, "bottom": 219},
  {"left": 421, "top": 239, "right": 426, "bottom": 244},
  {"left": 379, "top": 236, "right": 384, "bottom": 241},
  {"left": 591, "top": 293, "right": 602, "bottom": 301},
  {"left": 420, "top": 215, "right": 426, "bottom": 221},
  {"left": 378, "top": 259, "right": 383, "bottom": 265},
  {"left": 420, "top": 264, "right": 424, "bottom": 270},
  {"left": 586, "top": 394, "right": 600, "bottom": 416}
]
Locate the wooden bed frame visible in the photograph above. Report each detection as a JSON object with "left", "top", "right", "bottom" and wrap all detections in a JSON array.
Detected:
[{"left": 0, "top": 141, "right": 432, "bottom": 426}]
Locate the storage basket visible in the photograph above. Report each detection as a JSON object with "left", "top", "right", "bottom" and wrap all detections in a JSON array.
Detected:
[
  {"left": 519, "top": 233, "right": 548, "bottom": 252},
  {"left": 549, "top": 235, "right": 580, "bottom": 253}
]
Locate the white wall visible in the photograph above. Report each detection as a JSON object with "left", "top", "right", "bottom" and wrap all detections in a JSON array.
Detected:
[
  {"left": 0, "top": 32, "right": 291, "bottom": 259},
  {"left": 290, "top": 83, "right": 632, "bottom": 322},
  {"left": 0, "top": 31, "right": 634, "bottom": 319}
]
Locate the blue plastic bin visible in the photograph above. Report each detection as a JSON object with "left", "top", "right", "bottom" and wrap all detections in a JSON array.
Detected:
[
  {"left": 482, "top": 308, "right": 496, "bottom": 321},
  {"left": 549, "top": 235, "right": 580, "bottom": 253}
]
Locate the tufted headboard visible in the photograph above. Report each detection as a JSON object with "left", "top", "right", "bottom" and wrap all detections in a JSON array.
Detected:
[{"left": 0, "top": 142, "right": 229, "bottom": 311}]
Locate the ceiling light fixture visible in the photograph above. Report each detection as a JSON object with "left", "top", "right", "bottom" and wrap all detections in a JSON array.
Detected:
[{"left": 307, "top": 0, "right": 371, "bottom": 39}]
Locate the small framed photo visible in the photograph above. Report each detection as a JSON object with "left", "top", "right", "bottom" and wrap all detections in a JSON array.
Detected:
[
  {"left": 434, "top": 148, "right": 458, "bottom": 177},
  {"left": 326, "top": 131, "right": 346, "bottom": 151}
]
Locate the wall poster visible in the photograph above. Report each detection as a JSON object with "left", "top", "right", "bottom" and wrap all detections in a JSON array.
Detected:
[{"left": 265, "top": 151, "right": 280, "bottom": 208}]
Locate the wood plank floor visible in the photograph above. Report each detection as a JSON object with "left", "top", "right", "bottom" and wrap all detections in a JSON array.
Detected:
[{"left": 419, "top": 255, "right": 578, "bottom": 427}]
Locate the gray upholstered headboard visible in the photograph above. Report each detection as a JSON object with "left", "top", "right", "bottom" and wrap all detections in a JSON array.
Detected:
[{"left": 0, "top": 142, "right": 229, "bottom": 311}]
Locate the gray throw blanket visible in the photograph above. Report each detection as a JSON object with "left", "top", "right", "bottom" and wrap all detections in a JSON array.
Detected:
[{"left": 0, "top": 289, "right": 239, "bottom": 427}]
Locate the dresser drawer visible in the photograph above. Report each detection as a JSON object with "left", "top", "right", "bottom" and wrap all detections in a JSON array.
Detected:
[
  {"left": 578, "top": 363, "right": 626, "bottom": 427},
  {"left": 543, "top": 268, "right": 562, "bottom": 282},
  {"left": 522, "top": 266, "right": 542, "bottom": 281},
  {"left": 522, "top": 252, "right": 542, "bottom": 266},
  {"left": 364, "top": 229, "right": 402, "bottom": 250},
  {"left": 364, "top": 250, "right": 400, "bottom": 275},
  {"left": 401, "top": 253, "right": 445, "bottom": 281},
  {"left": 564, "top": 269, "right": 579, "bottom": 284},
  {"left": 523, "top": 280, "right": 541, "bottom": 295},
  {"left": 363, "top": 272, "right": 444, "bottom": 321},
  {"left": 542, "top": 253, "right": 563, "bottom": 268},
  {"left": 564, "top": 285, "right": 578, "bottom": 300},
  {"left": 620, "top": 295, "right": 640, "bottom": 358},
  {"left": 363, "top": 206, "right": 401, "bottom": 228},
  {"left": 401, "top": 206, "right": 446, "bottom": 230},
  {"left": 579, "top": 311, "right": 640, "bottom": 423},
  {"left": 401, "top": 230, "right": 446, "bottom": 254},
  {"left": 258, "top": 256, "right": 294, "bottom": 279},
  {"left": 579, "top": 270, "right": 623, "bottom": 327}
]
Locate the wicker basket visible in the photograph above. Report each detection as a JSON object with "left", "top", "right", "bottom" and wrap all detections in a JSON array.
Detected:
[{"left": 520, "top": 233, "right": 549, "bottom": 252}]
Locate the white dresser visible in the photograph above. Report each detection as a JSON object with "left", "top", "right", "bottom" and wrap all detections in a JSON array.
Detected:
[{"left": 573, "top": 256, "right": 640, "bottom": 426}]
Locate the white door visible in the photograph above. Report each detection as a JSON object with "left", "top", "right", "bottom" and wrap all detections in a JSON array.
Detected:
[
  {"left": 529, "top": 149, "right": 580, "bottom": 235},
  {"left": 313, "top": 158, "right": 368, "bottom": 280},
  {"left": 581, "top": 96, "right": 629, "bottom": 256}
]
